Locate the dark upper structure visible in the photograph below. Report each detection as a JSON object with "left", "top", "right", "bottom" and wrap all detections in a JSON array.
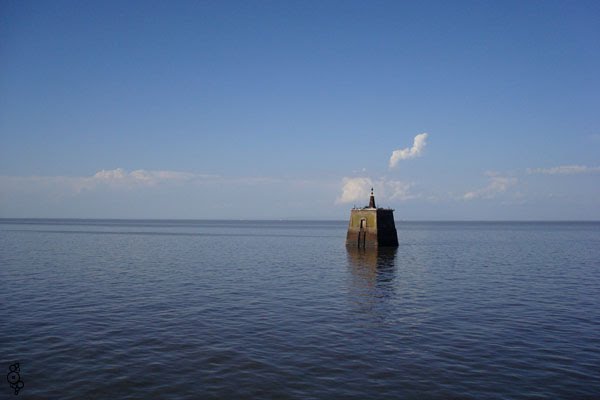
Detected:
[
  {"left": 345, "top": 189, "right": 399, "bottom": 248},
  {"left": 368, "top": 189, "right": 376, "bottom": 208}
]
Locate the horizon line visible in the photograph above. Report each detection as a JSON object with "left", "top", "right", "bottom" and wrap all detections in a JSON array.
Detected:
[{"left": 1, "top": 217, "right": 599, "bottom": 223}]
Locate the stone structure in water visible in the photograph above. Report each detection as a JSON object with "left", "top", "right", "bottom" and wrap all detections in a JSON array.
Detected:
[{"left": 345, "top": 189, "right": 399, "bottom": 248}]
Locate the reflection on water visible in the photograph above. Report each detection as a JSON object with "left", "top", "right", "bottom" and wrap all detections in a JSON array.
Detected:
[
  {"left": 346, "top": 247, "right": 398, "bottom": 285},
  {"left": 346, "top": 247, "right": 398, "bottom": 319}
]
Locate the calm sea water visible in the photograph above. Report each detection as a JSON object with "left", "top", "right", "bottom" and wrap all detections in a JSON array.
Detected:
[{"left": 1, "top": 219, "right": 599, "bottom": 399}]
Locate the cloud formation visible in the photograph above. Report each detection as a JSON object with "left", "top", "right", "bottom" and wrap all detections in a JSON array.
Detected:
[
  {"left": 0, "top": 169, "right": 340, "bottom": 219},
  {"left": 527, "top": 165, "right": 600, "bottom": 175},
  {"left": 0, "top": 169, "right": 319, "bottom": 197},
  {"left": 463, "top": 174, "right": 517, "bottom": 200},
  {"left": 0, "top": 168, "right": 215, "bottom": 196},
  {"left": 385, "top": 180, "right": 414, "bottom": 201},
  {"left": 92, "top": 168, "right": 196, "bottom": 186},
  {"left": 389, "top": 133, "right": 428, "bottom": 168},
  {"left": 336, "top": 177, "right": 414, "bottom": 204},
  {"left": 337, "top": 177, "right": 373, "bottom": 204},
  {"left": 70, "top": 168, "right": 202, "bottom": 192}
]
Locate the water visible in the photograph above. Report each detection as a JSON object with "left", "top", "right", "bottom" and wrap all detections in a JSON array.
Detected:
[{"left": 1, "top": 219, "right": 599, "bottom": 399}]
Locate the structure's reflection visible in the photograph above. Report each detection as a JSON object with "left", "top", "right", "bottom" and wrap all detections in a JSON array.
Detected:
[
  {"left": 347, "top": 247, "right": 398, "bottom": 285},
  {"left": 346, "top": 247, "right": 398, "bottom": 318}
]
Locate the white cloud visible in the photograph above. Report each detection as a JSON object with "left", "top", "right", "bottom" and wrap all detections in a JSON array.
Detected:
[
  {"left": 0, "top": 168, "right": 213, "bottom": 195},
  {"left": 336, "top": 177, "right": 373, "bottom": 204},
  {"left": 463, "top": 175, "right": 517, "bottom": 200},
  {"left": 92, "top": 168, "right": 196, "bottom": 186},
  {"left": 527, "top": 165, "right": 600, "bottom": 175},
  {"left": 0, "top": 170, "right": 341, "bottom": 219},
  {"left": 0, "top": 169, "right": 322, "bottom": 197},
  {"left": 385, "top": 180, "right": 414, "bottom": 201},
  {"left": 68, "top": 168, "right": 200, "bottom": 192},
  {"left": 336, "top": 177, "right": 415, "bottom": 204},
  {"left": 93, "top": 168, "right": 127, "bottom": 180},
  {"left": 389, "top": 133, "right": 429, "bottom": 168}
]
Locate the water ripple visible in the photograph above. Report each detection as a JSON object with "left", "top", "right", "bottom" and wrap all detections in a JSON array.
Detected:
[{"left": 1, "top": 221, "right": 599, "bottom": 398}]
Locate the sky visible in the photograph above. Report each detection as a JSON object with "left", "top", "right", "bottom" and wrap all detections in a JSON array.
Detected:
[{"left": 1, "top": 0, "right": 599, "bottom": 220}]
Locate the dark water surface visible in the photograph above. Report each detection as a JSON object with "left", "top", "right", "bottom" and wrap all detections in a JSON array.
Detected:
[{"left": 1, "top": 219, "right": 599, "bottom": 399}]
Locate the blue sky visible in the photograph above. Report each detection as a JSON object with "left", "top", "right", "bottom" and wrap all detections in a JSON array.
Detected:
[{"left": 1, "top": 0, "right": 599, "bottom": 219}]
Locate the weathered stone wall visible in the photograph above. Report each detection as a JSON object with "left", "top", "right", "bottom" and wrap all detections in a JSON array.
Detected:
[
  {"left": 346, "top": 209, "right": 378, "bottom": 248},
  {"left": 345, "top": 208, "right": 398, "bottom": 248},
  {"left": 347, "top": 209, "right": 377, "bottom": 228}
]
